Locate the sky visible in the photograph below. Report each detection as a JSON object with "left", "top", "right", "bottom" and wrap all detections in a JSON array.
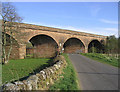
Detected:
[{"left": 8, "top": 2, "right": 118, "bottom": 37}]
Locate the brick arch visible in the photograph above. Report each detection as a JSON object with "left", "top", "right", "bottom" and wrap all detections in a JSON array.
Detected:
[
  {"left": 27, "top": 33, "right": 59, "bottom": 46},
  {"left": 63, "top": 37, "right": 85, "bottom": 53},
  {"left": 64, "top": 37, "right": 86, "bottom": 47},
  {"left": 88, "top": 39, "right": 101, "bottom": 43},
  {"left": 27, "top": 34, "right": 59, "bottom": 58},
  {"left": 88, "top": 39, "right": 103, "bottom": 47},
  {"left": 88, "top": 39, "right": 104, "bottom": 53}
]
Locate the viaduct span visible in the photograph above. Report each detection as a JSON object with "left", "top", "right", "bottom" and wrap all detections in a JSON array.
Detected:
[{"left": 4, "top": 23, "right": 107, "bottom": 59}]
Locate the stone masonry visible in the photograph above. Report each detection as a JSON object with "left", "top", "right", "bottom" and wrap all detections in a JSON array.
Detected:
[
  {"left": 4, "top": 22, "right": 107, "bottom": 59},
  {"left": 2, "top": 55, "right": 67, "bottom": 90}
]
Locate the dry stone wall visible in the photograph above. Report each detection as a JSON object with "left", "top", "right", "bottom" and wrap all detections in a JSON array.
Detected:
[{"left": 2, "top": 55, "right": 67, "bottom": 91}]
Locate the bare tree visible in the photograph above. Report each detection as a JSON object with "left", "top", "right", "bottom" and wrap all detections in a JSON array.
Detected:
[{"left": 0, "top": 3, "right": 22, "bottom": 64}]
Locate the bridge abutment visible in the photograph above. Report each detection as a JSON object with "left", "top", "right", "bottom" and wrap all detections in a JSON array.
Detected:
[
  {"left": 85, "top": 46, "right": 88, "bottom": 53},
  {"left": 19, "top": 44, "right": 26, "bottom": 59}
]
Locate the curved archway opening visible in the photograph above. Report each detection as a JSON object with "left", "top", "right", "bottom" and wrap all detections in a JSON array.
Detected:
[
  {"left": 2, "top": 32, "right": 19, "bottom": 59},
  {"left": 88, "top": 40, "right": 104, "bottom": 53},
  {"left": 27, "top": 34, "right": 58, "bottom": 58},
  {"left": 63, "top": 38, "right": 85, "bottom": 53}
]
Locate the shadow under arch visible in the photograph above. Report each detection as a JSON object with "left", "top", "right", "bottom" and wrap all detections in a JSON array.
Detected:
[
  {"left": 88, "top": 39, "right": 104, "bottom": 53},
  {"left": 27, "top": 34, "right": 59, "bottom": 58},
  {"left": 2, "top": 32, "right": 20, "bottom": 59},
  {"left": 63, "top": 37, "right": 85, "bottom": 53}
]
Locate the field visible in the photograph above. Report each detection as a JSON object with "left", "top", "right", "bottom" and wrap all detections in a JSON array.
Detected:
[
  {"left": 2, "top": 54, "right": 80, "bottom": 90},
  {"left": 81, "top": 53, "right": 119, "bottom": 67},
  {"left": 2, "top": 58, "right": 53, "bottom": 84},
  {"left": 49, "top": 53, "right": 79, "bottom": 90}
]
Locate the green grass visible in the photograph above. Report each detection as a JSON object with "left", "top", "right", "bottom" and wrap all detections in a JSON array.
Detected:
[
  {"left": 2, "top": 58, "right": 53, "bottom": 84},
  {"left": 49, "top": 53, "right": 79, "bottom": 90},
  {"left": 81, "top": 53, "right": 119, "bottom": 67}
]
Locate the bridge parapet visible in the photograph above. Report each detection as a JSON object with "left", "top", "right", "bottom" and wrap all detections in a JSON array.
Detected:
[{"left": 6, "top": 22, "right": 107, "bottom": 39}]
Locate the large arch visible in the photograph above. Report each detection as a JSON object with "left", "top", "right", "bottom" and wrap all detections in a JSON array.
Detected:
[
  {"left": 88, "top": 40, "right": 104, "bottom": 53},
  {"left": 27, "top": 34, "right": 59, "bottom": 58},
  {"left": 26, "top": 33, "right": 59, "bottom": 46},
  {"left": 63, "top": 37, "right": 85, "bottom": 53},
  {"left": 2, "top": 32, "right": 20, "bottom": 59}
]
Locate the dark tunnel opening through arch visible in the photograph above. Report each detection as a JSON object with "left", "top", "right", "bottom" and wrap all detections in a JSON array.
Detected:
[
  {"left": 63, "top": 38, "right": 85, "bottom": 53},
  {"left": 27, "top": 34, "right": 58, "bottom": 58},
  {"left": 88, "top": 40, "right": 104, "bottom": 53}
]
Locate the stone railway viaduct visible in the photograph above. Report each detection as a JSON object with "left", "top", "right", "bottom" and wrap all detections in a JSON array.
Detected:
[{"left": 4, "top": 22, "right": 107, "bottom": 59}]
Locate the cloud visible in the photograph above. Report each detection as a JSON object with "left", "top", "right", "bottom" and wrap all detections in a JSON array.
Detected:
[
  {"left": 89, "top": 5, "right": 101, "bottom": 17},
  {"left": 91, "top": 7, "right": 101, "bottom": 16},
  {"left": 93, "top": 27, "right": 118, "bottom": 37},
  {"left": 100, "top": 19, "right": 118, "bottom": 24},
  {"left": 102, "top": 28, "right": 118, "bottom": 32}
]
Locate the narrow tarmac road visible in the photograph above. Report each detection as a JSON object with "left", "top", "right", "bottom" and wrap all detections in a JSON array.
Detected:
[{"left": 69, "top": 54, "right": 119, "bottom": 90}]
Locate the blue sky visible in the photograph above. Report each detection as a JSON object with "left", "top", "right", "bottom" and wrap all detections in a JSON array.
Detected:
[{"left": 11, "top": 2, "right": 118, "bottom": 37}]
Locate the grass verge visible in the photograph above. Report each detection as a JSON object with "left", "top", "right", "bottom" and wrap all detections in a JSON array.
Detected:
[
  {"left": 2, "top": 58, "right": 53, "bottom": 84},
  {"left": 81, "top": 53, "right": 119, "bottom": 68},
  {"left": 49, "top": 53, "right": 79, "bottom": 90}
]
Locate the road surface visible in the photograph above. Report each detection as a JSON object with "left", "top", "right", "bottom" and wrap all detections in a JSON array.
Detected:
[{"left": 69, "top": 54, "right": 119, "bottom": 90}]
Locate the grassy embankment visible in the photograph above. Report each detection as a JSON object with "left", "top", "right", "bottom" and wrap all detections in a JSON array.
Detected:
[
  {"left": 2, "top": 54, "right": 80, "bottom": 90},
  {"left": 2, "top": 58, "right": 53, "bottom": 84},
  {"left": 49, "top": 53, "right": 80, "bottom": 90},
  {"left": 81, "top": 53, "right": 119, "bottom": 68}
]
